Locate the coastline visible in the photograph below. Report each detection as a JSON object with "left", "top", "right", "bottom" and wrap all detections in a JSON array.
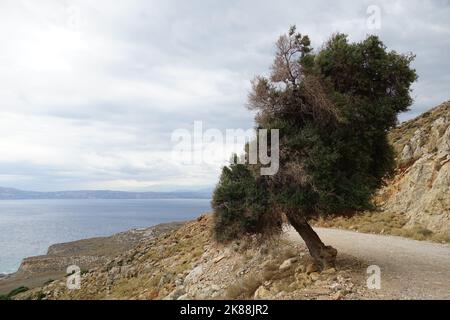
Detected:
[
  {"left": 0, "top": 220, "right": 187, "bottom": 295},
  {"left": 0, "top": 198, "right": 212, "bottom": 278}
]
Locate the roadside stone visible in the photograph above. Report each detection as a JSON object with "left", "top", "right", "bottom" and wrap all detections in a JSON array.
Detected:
[
  {"left": 279, "top": 257, "right": 298, "bottom": 271},
  {"left": 295, "top": 272, "right": 312, "bottom": 284},
  {"left": 322, "top": 267, "right": 336, "bottom": 274},
  {"left": 210, "top": 284, "right": 220, "bottom": 292},
  {"left": 254, "top": 286, "right": 272, "bottom": 300},
  {"left": 309, "top": 272, "right": 320, "bottom": 281},
  {"left": 330, "top": 282, "right": 342, "bottom": 292},
  {"left": 306, "top": 263, "right": 318, "bottom": 274},
  {"left": 331, "top": 290, "right": 345, "bottom": 300}
]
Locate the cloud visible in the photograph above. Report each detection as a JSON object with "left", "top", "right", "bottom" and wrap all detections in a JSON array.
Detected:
[{"left": 0, "top": 0, "right": 448, "bottom": 190}]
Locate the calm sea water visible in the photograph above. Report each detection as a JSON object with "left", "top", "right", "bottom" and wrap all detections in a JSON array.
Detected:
[{"left": 0, "top": 199, "right": 211, "bottom": 274}]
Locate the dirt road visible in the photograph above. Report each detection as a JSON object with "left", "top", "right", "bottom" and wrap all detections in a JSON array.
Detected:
[{"left": 287, "top": 227, "right": 450, "bottom": 299}]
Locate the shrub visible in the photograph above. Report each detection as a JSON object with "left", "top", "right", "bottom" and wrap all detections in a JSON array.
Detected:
[
  {"left": 212, "top": 160, "right": 282, "bottom": 242},
  {"left": 0, "top": 286, "right": 30, "bottom": 300},
  {"left": 8, "top": 286, "right": 29, "bottom": 297}
]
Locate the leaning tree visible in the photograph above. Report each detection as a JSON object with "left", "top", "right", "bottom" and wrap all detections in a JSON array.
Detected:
[{"left": 212, "top": 26, "right": 417, "bottom": 269}]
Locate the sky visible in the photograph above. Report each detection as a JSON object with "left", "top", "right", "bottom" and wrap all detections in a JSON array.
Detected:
[{"left": 0, "top": 0, "right": 449, "bottom": 192}]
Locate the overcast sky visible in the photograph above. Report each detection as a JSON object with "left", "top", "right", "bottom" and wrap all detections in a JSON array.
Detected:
[{"left": 0, "top": 0, "right": 448, "bottom": 192}]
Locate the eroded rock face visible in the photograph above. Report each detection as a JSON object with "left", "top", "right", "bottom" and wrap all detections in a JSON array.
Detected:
[{"left": 377, "top": 101, "right": 450, "bottom": 233}]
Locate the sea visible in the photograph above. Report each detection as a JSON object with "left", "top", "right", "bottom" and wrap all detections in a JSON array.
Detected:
[{"left": 0, "top": 199, "right": 211, "bottom": 274}]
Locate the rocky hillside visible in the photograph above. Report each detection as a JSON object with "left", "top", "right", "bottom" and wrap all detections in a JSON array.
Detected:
[
  {"left": 315, "top": 102, "right": 450, "bottom": 240},
  {"left": 377, "top": 101, "right": 450, "bottom": 234},
  {"left": 0, "top": 222, "right": 184, "bottom": 295},
  {"left": 15, "top": 215, "right": 375, "bottom": 300},
  {"left": 6, "top": 102, "right": 449, "bottom": 300}
]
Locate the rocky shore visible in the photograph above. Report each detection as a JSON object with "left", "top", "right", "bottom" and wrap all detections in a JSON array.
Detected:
[{"left": 0, "top": 221, "right": 185, "bottom": 295}]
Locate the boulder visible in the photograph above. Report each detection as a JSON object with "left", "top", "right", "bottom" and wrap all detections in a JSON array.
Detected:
[
  {"left": 279, "top": 257, "right": 298, "bottom": 271},
  {"left": 306, "top": 263, "right": 318, "bottom": 274},
  {"left": 309, "top": 272, "right": 320, "bottom": 281},
  {"left": 254, "top": 286, "right": 272, "bottom": 300},
  {"left": 322, "top": 267, "right": 336, "bottom": 274},
  {"left": 184, "top": 265, "right": 203, "bottom": 285}
]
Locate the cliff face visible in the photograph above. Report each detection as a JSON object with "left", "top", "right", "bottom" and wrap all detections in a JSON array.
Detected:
[{"left": 376, "top": 101, "right": 450, "bottom": 233}]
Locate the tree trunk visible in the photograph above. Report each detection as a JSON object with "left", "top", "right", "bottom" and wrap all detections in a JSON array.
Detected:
[{"left": 285, "top": 211, "right": 337, "bottom": 270}]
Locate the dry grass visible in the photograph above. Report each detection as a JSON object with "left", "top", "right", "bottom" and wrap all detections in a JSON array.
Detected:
[
  {"left": 314, "top": 211, "right": 407, "bottom": 232},
  {"left": 224, "top": 239, "right": 304, "bottom": 299},
  {"left": 313, "top": 211, "right": 450, "bottom": 243},
  {"left": 225, "top": 275, "right": 264, "bottom": 299}
]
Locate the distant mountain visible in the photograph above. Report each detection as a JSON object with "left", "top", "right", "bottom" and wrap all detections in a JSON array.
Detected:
[{"left": 0, "top": 187, "right": 212, "bottom": 200}]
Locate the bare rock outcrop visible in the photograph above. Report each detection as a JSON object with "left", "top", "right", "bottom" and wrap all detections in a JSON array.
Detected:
[{"left": 377, "top": 101, "right": 450, "bottom": 233}]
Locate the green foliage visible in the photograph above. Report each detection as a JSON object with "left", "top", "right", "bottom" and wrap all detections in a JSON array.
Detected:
[
  {"left": 212, "top": 159, "right": 282, "bottom": 242},
  {"left": 213, "top": 28, "right": 417, "bottom": 241},
  {"left": 0, "top": 286, "right": 29, "bottom": 300},
  {"left": 8, "top": 286, "right": 29, "bottom": 297}
]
